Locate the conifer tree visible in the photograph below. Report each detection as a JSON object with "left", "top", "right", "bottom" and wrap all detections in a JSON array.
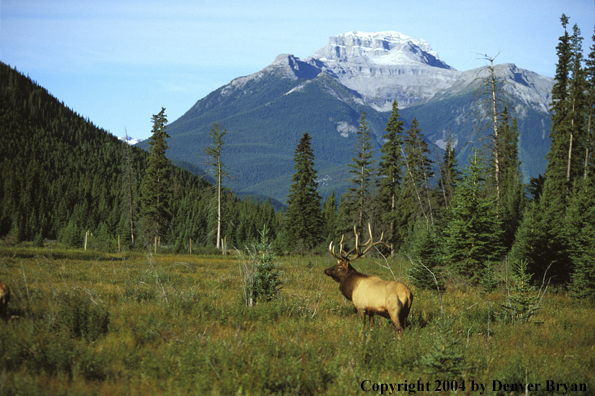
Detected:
[
  {"left": 584, "top": 27, "right": 595, "bottom": 179},
  {"left": 565, "top": 23, "right": 587, "bottom": 183},
  {"left": 437, "top": 133, "right": 460, "bottom": 210},
  {"left": 566, "top": 181, "right": 595, "bottom": 302},
  {"left": 322, "top": 190, "right": 338, "bottom": 242},
  {"left": 139, "top": 108, "right": 173, "bottom": 246},
  {"left": 122, "top": 129, "right": 137, "bottom": 245},
  {"left": 378, "top": 100, "right": 404, "bottom": 250},
  {"left": 285, "top": 132, "right": 323, "bottom": 251},
  {"left": 546, "top": 14, "right": 573, "bottom": 196},
  {"left": 442, "top": 150, "right": 503, "bottom": 282},
  {"left": 518, "top": 15, "right": 578, "bottom": 282},
  {"left": 205, "top": 123, "right": 229, "bottom": 249},
  {"left": 496, "top": 110, "right": 525, "bottom": 250},
  {"left": 344, "top": 112, "right": 376, "bottom": 229},
  {"left": 399, "top": 117, "right": 434, "bottom": 238},
  {"left": 472, "top": 55, "right": 511, "bottom": 202}
]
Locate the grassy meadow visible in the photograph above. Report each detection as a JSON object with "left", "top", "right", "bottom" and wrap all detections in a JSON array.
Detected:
[{"left": 0, "top": 245, "right": 593, "bottom": 395}]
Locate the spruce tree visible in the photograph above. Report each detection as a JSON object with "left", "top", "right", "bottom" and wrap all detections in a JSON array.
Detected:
[
  {"left": 322, "top": 190, "right": 338, "bottom": 242},
  {"left": 378, "top": 100, "right": 404, "bottom": 250},
  {"left": 285, "top": 132, "right": 323, "bottom": 251},
  {"left": 344, "top": 112, "right": 376, "bottom": 229},
  {"left": 399, "top": 117, "right": 434, "bottom": 239},
  {"left": 442, "top": 150, "right": 504, "bottom": 282},
  {"left": 437, "top": 133, "right": 460, "bottom": 210},
  {"left": 205, "top": 123, "right": 229, "bottom": 249},
  {"left": 139, "top": 108, "right": 173, "bottom": 246},
  {"left": 584, "top": 27, "right": 595, "bottom": 179},
  {"left": 497, "top": 110, "right": 525, "bottom": 250},
  {"left": 517, "top": 15, "right": 578, "bottom": 282},
  {"left": 472, "top": 55, "right": 511, "bottom": 203},
  {"left": 566, "top": 23, "right": 587, "bottom": 183},
  {"left": 566, "top": 181, "right": 595, "bottom": 302},
  {"left": 122, "top": 129, "right": 137, "bottom": 246},
  {"left": 546, "top": 14, "right": 573, "bottom": 196}
]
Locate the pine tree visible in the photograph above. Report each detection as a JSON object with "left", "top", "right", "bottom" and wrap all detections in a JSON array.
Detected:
[
  {"left": 139, "top": 108, "right": 173, "bottom": 246},
  {"left": 399, "top": 117, "right": 434, "bottom": 239},
  {"left": 378, "top": 100, "right": 404, "bottom": 250},
  {"left": 472, "top": 55, "right": 511, "bottom": 202},
  {"left": 122, "top": 129, "right": 137, "bottom": 246},
  {"left": 407, "top": 219, "right": 443, "bottom": 290},
  {"left": 566, "top": 23, "right": 587, "bottom": 183},
  {"left": 322, "top": 190, "right": 338, "bottom": 242},
  {"left": 285, "top": 132, "right": 323, "bottom": 251},
  {"left": 519, "top": 15, "right": 578, "bottom": 283},
  {"left": 584, "top": 27, "right": 595, "bottom": 179},
  {"left": 344, "top": 112, "right": 376, "bottom": 229},
  {"left": 497, "top": 110, "right": 525, "bottom": 250},
  {"left": 205, "top": 123, "right": 229, "bottom": 250},
  {"left": 546, "top": 14, "right": 573, "bottom": 196},
  {"left": 442, "top": 150, "right": 504, "bottom": 282},
  {"left": 566, "top": 181, "right": 595, "bottom": 302},
  {"left": 417, "top": 315, "right": 469, "bottom": 379},
  {"left": 436, "top": 133, "right": 460, "bottom": 210}
]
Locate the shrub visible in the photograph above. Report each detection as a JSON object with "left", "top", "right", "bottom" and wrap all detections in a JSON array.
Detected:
[
  {"left": 239, "top": 225, "right": 283, "bottom": 306},
  {"left": 500, "top": 259, "right": 546, "bottom": 324},
  {"left": 56, "top": 290, "right": 110, "bottom": 341},
  {"left": 417, "top": 315, "right": 470, "bottom": 379}
]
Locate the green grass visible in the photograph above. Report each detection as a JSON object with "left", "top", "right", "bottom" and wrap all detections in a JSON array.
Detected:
[{"left": 0, "top": 247, "right": 593, "bottom": 395}]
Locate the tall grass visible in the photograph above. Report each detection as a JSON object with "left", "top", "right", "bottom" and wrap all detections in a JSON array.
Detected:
[{"left": 0, "top": 247, "right": 593, "bottom": 395}]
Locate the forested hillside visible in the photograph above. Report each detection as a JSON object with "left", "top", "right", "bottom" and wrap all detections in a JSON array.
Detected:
[{"left": 0, "top": 62, "right": 281, "bottom": 250}]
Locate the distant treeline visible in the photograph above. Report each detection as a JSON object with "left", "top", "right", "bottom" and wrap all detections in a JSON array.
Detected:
[{"left": 0, "top": 62, "right": 281, "bottom": 252}]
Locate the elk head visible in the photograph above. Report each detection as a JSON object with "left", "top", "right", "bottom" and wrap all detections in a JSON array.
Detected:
[{"left": 324, "top": 223, "right": 388, "bottom": 283}]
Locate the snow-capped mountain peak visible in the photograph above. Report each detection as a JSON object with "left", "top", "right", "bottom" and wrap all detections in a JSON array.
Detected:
[
  {"left": 308, "top": 31, "right": 453, "bottom": 70},
  {"left": 118, "top": 135, "right": 143, "bottom": 145},
  {"left": 303, "top": 31, "right": 460, "bottom": 110}
]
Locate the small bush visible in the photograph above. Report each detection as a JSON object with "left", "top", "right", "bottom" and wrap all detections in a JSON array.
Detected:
[
  {"left": 56, "top": 290, "right": 110, "bottom": 342},
  {"left": 500, "top": 260, "right": 545, "bottom": 324},
  {"left": 417, "top": 315, "right": 470, "bottom": 379},
  {"left": 240, "top": 226, "right": 283, "bottom": 306}
]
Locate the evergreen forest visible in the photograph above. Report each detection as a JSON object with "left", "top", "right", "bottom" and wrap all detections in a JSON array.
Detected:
[{"left": 0, "top": 62, "right": 281, "bottom": 253}]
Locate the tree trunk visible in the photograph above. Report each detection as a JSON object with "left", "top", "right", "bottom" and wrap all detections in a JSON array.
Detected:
[
  {"left": 216, "top": 160, "right": 221, "bottom": 249},
  {"left": 489, "top": 59, "right": 500, "bottom": 202}
]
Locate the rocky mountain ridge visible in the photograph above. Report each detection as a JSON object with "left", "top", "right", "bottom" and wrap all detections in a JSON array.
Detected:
[{"left": 151, "top": 31, "right": 555, "bottom": 203}]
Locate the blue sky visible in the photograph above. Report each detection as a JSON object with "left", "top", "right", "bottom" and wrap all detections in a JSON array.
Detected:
[{"left": 1, "top": 0, "right": 593, "bottom": 140}]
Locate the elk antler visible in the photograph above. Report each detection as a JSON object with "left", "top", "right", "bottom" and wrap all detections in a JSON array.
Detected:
[{"left": 329, "top": 223, "right": 388, "bottom": 263}]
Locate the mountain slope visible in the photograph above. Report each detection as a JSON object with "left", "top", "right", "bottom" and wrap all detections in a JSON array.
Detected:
[
  {"left": 152, "top": 31, "right": 554, "bottom": 203},
  {"left": 0, "top": 62, "right": 282, "bottom": 247}
]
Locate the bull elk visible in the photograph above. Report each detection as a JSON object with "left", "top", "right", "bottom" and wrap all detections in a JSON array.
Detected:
[
  {"left": 324, "top": 224, "right": 413, "bottom": 332},
  {"left": 0, "top": 281, "right": 9, "bottom": 321}
]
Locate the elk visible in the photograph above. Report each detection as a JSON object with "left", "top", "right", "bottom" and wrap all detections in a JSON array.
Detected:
[
  {"left": 324, "top": 224, "right": 413, "bottom": 332},
  {"left": 0, "top": 281, "right": 9, "bottom": 321}
]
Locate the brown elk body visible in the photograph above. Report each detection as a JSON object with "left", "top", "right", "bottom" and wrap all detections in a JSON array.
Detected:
[
  {"left": 0, "top": 281, "right": 10, "bottom": 320},
  {"left": 324, "top": 225, "right": 413, "bottom": 332}
]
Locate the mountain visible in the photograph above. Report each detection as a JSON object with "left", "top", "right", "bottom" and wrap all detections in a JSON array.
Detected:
[
  {"left": 0, "top": 62, "right": 282, "bottom": 246},
  {"left": 118, "top": 135, "right": 144, "bottom": 145},
  {"left": 150, "top": 31, "right": 554, "bottom": 204}
]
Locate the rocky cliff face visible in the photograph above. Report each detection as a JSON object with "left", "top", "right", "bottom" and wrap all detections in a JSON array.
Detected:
[
  {"left": 244, "top": 31, "right": 553, "bottom": 115},
  {"left": 305, "top": 31, "right": 461, "bottom": 111}
]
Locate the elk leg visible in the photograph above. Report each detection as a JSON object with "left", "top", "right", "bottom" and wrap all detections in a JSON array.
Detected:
[{"left": 389, "top": 304, "right": 405, "bottom": 333}]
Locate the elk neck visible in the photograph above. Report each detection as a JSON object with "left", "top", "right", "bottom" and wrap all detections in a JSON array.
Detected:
[{"left": 339, "top": 267, "right": 369, "bottom": 301}]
